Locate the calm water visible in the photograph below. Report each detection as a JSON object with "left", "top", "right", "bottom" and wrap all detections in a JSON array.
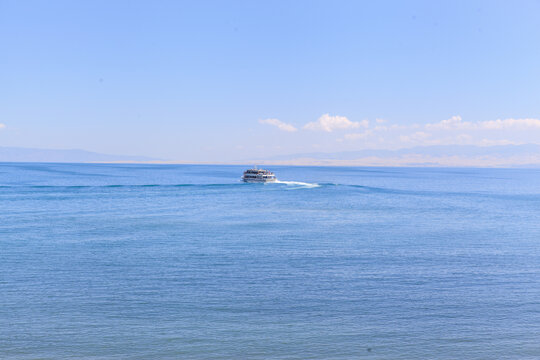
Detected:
[{"left": 1, "top": 163, "right": 540, "bottom": 359}]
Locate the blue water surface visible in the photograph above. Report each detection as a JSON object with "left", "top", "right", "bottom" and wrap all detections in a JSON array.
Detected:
[{"left": 1, "top": 163, "right": 540, "bottom": 359}]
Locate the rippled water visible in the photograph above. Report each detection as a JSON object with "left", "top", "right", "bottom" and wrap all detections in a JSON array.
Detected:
[{"left": 1, "top": 163, "right": 540, "bottom": 359}]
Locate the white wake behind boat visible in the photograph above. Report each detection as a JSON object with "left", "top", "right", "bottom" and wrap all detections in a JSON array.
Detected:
[{"left": 242, "top": 167, "right": 277, "bottom": 183}]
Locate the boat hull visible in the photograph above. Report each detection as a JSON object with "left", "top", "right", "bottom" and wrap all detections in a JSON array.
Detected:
[{"left": 242, "top": 178, "right": 277, "bottom": 183}]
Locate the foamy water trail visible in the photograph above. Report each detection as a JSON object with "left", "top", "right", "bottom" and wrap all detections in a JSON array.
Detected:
[{"left": 274, "top": 180, "right": 320, "bottom": 188}]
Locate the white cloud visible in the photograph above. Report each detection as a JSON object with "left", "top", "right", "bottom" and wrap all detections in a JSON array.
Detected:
[
  {"left": 425, "top": 115, "right": 475, "bottom": 130},
  {"left": 343, "top": 130, "right": 374, "bottom": 140},
  {"left": 477, "top": 138, "right": 522, "bottom": 146},
  {"left": 477, "top": 118, "right": 540, "bottom": 130},
  {"left": 376, "top": 118, "right": 387, "bottom": 124},
  {"left": 399, "top": 131, "right": 432, "bottom": 143},
  {"left": 304, "top": 114, "right": 368, "bottom": 132},
  {"left": 426, "top": 116, "right": 540, "bottom": 131},
  {"left": 0, "top": 123, "right": 5, "bottom": 129},
  {"left": 259, "top": 118, "right": 297, "bottom": 132}
]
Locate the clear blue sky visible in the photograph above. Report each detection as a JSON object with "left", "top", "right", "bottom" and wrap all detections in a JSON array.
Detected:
[{"left": 2, "top": 0, "right": 540, "bottom": 161}]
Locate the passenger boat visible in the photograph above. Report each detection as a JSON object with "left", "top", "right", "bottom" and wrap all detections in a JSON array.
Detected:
[{"left": 242, "top": 167, "right": 277, "bottom": 183}]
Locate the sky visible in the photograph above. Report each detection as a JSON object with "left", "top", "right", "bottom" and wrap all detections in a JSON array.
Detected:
[{"left": 1, "top": 0, "right": 540, "bottom": 162}]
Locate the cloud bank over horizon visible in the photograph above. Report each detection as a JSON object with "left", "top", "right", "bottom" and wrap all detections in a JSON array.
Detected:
[{"left": 258, "top": 114, "right": 540, "bottom": 150}]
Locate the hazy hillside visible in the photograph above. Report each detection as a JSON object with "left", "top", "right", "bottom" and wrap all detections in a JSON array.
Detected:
[
  {"left": 3, "top": 145, "right": 540, "bottom": 167},
  {"left": 248, "top": 144, "right": 540, "bottom": 167},
  {"left": 0, "top": 147, "right": 159, "bottom": 163}
]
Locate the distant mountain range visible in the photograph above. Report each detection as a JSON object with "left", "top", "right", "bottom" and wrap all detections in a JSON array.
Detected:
[
  {"left": 2, "top": 144, "right": 540, "bottom": 167},
  {"left": 266, "top": 144, "right": 540, "bottom": 160},
  {"left": 248, "top": 144, "right": 540, "bottom": 167},
  {"left": 0, "top": 147, "right": 159, "bottom": 163}
]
